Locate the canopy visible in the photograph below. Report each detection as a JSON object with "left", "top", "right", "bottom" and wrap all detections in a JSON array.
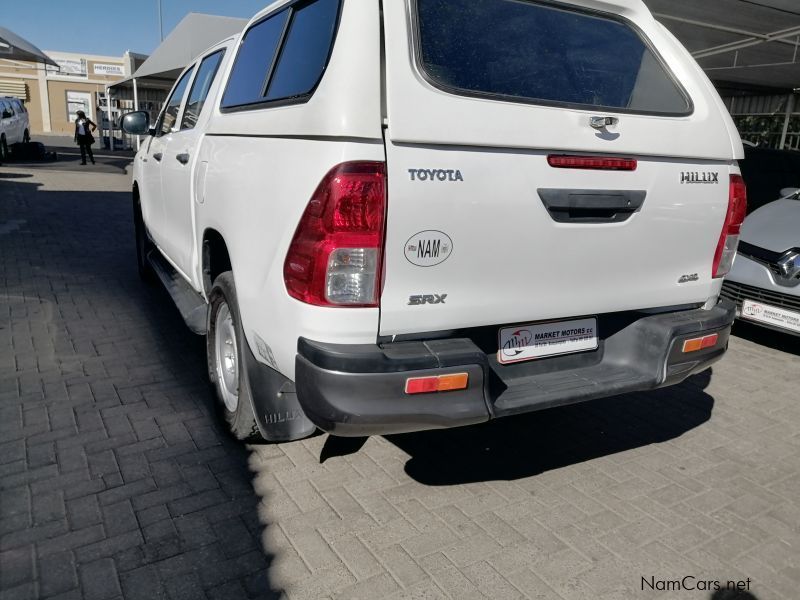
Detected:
[
  {"left": 648, "top": 0, "right": 800, "bottom": 91},
  {"left": 131, "top": 13, "right": 246, "bottom": 80},
  {"left": 0, "top": 26, "right": 58, "bottom": 67}
]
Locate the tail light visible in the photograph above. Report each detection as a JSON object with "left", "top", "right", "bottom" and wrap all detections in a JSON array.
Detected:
[
  {"left": 547, "top": 155, "right": 637, "bottom": 171},
  {"left": 712, "top": 174, "right": 747, "bottom": 278},
  {"left": 283, "top": 162, "right": 386, "bottom": 307},
  {"left": 682, "top": 333, "right": 719, "bottom": 353},
  {"left": 405, "top": 373, "right": 469, "bottom": 395}
]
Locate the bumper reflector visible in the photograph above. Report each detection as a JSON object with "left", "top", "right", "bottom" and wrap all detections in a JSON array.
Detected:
[
  {"left": 682, "top": 333, "right": 719, "bottom": 353},
  {"left": 405, "top": 373, "right": 469, "bottom": 395}
]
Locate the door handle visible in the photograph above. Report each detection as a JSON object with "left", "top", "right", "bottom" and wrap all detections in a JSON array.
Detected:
[
  {"left": 176, "top": 153, "right": 190, "bottom": 165},
  {"left": 153, "top": 152, "right": 162, "bottom": 162},
  {"left": 537, "top": 188, "right": 647, "bottom": 224}
]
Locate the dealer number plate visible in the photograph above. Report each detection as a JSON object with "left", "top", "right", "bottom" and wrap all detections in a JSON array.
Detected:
[
  {"left": 741, "top": 299, "right": 800, "bottom": 334},
  {"left": 497, "top": 317, "right": 598, "bottom": 364}
]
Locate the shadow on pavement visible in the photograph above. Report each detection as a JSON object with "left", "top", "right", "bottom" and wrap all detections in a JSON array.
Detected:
[
  {"left": 381, "top": 370, "right": 714, "bottom": 486},
  {"left": 731, "top": 320, "right": 800, "bottom": 356},
  {"left": 1, "top": 177, "right": 280, "bottom": 599},
  {"left": 2, "top": 139, "right": 134, "bottom": 174}
]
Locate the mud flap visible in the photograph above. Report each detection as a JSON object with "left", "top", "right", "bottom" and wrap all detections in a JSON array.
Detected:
[{"left": 243, "top": 338, "right": 317, "bottom": 442}]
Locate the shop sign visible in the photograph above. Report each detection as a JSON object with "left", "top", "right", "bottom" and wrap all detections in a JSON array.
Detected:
[
  {"left": 93, "top": 63, "right": 124, "bottom": 77},
  {"left": 47, "top": 57, "right": 88, "bottom": 78}
]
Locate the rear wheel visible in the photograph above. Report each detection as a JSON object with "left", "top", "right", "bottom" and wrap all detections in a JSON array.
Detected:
[
  {"left": 22, "top": 129, "right": 30, "bottom": 143},
  {"left": 207, "top": 272, "right": 262, "bottom": 442},
  {"left": 0, "top": 136, "right": 8, "bottom": 161}
]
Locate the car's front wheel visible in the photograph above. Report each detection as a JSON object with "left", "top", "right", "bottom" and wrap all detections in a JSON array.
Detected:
[
  {"left": 0, "top": 136, "right": 8, "bottom": 161},
  {"left": 207, "top": 272, "right": 262, "bottom": 442},
  {"left": 23, "top": 129, "right": 30, "bottom": 144}
]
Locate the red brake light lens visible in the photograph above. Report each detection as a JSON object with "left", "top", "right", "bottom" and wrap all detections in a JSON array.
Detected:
[
  {"left": 283, "top": 162, "right": 386, "bottom": 307},
  {"left": 712, "top": 174, "right": 747, "bottom": 278},
  {"left": 547, "top": 155, "right": 637, "bottom": 171}
]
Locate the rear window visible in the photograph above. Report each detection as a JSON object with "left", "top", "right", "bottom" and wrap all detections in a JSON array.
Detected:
[
  {"left": 221, "top": 0, "right": 341, "bottom": 110},
  {"left": 414, "top": 0, "right": 692, "bottom": 116}
]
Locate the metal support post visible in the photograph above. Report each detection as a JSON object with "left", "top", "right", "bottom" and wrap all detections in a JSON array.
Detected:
[
  {"left": 106, "top": 86, "right": 114, "bottom": 152},
  {"left": 779, "top": 93, "right": 796, "bottom": 150},
  {"left": 133, "top": 78, "right": 140, "bottom": 150}
]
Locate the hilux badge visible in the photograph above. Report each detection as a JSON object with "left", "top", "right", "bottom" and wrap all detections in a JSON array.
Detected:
[{"left": 680, "top": 172, "right": 719, "bottom": 184}]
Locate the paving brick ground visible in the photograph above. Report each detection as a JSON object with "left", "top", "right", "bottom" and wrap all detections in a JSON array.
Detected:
[
  {"left": 2, "top": 160, "right": 799, "bottom": 600},
  {"left": 1, "top": 163, "right": 278, "bottom": 599}
]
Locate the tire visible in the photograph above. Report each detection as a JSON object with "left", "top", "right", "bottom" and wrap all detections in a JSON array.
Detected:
[
  {"left": 207, "top": 272, "right": 263, "bottom": 442},
  {"left": 0, "top": 136, "right": 8, "bottom": 161},
  {"left": 23, "top": 129, "right": 30, "bottom": 144},
  {"left": 133, "top": 201, "right": 155, "bottom": 283}
]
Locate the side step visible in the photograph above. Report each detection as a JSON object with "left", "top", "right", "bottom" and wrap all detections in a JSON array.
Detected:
[
  {"left": 491, "top": 363, "right": 652, "bottom": 417},
  {"left": 147, "top": 251, "right": 208, "bottom": 334}
]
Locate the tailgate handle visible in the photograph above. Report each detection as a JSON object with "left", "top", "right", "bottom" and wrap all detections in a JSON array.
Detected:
[{"left": 537, "top": 189, "right": 646, "bottom": 223}]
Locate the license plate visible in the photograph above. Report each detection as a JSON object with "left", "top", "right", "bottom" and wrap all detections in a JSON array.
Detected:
[
  {"left": 498, "top": 317, "right": 598, "bottom": 364},
  {"left": 741, "top": 299, "right": 800, "bottom": 334}
]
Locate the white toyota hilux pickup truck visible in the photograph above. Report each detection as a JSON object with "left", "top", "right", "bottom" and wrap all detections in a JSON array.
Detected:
[{"left": 122, "top": 0, "right": 745, "bottom": 443}]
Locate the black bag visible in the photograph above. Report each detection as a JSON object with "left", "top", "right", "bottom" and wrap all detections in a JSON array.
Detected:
[{"left": 10, "top": 142, "right": 48, "bottom": 160}]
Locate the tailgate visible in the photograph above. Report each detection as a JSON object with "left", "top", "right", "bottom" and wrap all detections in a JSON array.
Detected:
[{"left": 379, "top": 0, "right": 740, "bottom": 336}]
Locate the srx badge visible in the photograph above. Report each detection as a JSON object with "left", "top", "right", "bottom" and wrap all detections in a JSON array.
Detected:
[{"left": 408, "top": 294, "right": 447, "bottom": 306}]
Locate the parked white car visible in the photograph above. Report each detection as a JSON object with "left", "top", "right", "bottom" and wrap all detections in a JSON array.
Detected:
[
  {"left": 722, "top": 188, "right": 800, "bottom": 336},
  {"left": 123, "top": 0, "right": 745, "bottom": 443},
  {"left": 0, "top": 96, "right": 30, "bottom": 159}
]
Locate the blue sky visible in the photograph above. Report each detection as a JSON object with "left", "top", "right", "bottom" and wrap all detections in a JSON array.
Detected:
[{"left": 3, "top": 0, "right": 271, "bottom": 57}]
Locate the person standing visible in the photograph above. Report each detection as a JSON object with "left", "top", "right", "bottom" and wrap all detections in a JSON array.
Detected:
[{"left": 74, "top": 110, "right": 97, "bottom": 165}]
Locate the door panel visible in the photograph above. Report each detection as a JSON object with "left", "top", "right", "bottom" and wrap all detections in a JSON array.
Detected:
[
  {"left": 159, "top": 48, "right": 227, "bottom": 280},
  {"left": 140, "top": 66, "right": 195, "bottom": 266}
]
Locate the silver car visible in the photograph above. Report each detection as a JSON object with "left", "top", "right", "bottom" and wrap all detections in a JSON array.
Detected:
[{"left": 721, "top": 188, "right": 800, "bottom": 336}]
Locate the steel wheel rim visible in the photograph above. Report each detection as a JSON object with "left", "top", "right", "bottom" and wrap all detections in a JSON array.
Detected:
[{"left": 214, "top": 302, "right": 239, "bottom": 412}]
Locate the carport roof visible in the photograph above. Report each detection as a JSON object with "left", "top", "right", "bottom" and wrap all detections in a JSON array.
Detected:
[
  {"left": 130, "top": 13, "right": 245, "bottom": 81},
  {"left": 646, "top": 0, "right": 800, "bottom": 91},
  {"left": 113, "top": 3, "right": 799, "bottom": 94}
]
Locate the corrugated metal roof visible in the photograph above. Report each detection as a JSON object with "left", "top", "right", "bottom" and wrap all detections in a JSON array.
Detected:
[{"left": 646, "top": 0, "right": 800, "bottom": 90}]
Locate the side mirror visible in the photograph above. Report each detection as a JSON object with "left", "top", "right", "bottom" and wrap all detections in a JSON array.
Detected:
[
  {"left": 780, "top": 187, "right": 799, "bottom": 198},
  {"left": 121, "top": 111, "right": 151, "bottom": 135}
]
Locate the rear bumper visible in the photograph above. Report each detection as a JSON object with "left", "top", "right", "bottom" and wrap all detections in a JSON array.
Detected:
[{"left": 295, "top": 300, "right": 736, "bottom": 436}]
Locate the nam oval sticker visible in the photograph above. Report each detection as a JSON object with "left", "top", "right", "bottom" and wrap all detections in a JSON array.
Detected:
[{"left": 404, "top": 230, "right": 453, "bottom": 267}]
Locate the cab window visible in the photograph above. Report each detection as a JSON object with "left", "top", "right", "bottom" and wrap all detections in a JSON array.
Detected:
[
  {"left": 181, "top": 50, "right": 225, "bottom": 130},
  {"left": 158, "top": 67, "right": 195, "bottom": 136}
]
